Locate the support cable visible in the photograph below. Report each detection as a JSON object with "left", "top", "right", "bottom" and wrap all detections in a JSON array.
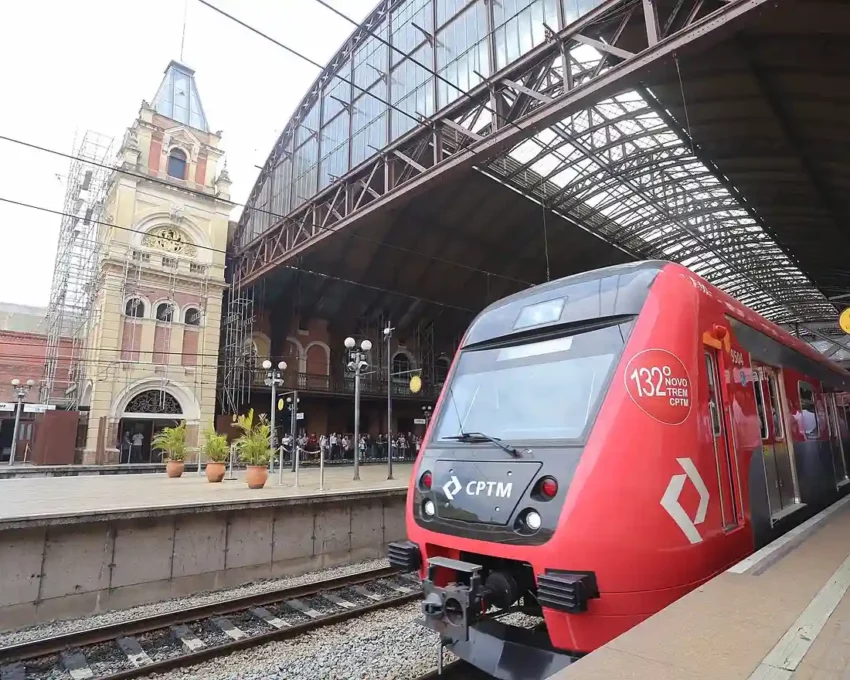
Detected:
[
  {"left": 201, "top": 0, "right": 636, "bottom": 246},
  {"left": 0, "top": 191, "right": 531, "bottom": 285}
]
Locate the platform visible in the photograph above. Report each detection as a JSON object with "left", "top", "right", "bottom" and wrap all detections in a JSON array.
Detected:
[
  {"left": 0, "top": 463, "right": 170, "bottom": 479},
  {"left": 0, "top": 462, "right": 413, "bottom": 529},
  {"left": 0, "top": 464, "right": 412, "bottom": 629},
  {"left": 0, "top": 457, "right": 419, "bottom": 479},
  {"left": 557, "top": 495, "right": 850, "bottom": 680}
]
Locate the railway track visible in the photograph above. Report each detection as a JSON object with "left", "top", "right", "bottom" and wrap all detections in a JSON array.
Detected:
[{"left": 0, "top": 566, "right": 420, "bottom": 680}]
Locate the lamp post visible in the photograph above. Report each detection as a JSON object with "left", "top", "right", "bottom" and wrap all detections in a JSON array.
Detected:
[
  {"left": 422, "top": 405, "right": 434, "bottom": 425},
  {"left": 383, "top": 326, "right": 394, "bottom": 480},
  {"left": 286, "top": 394, "right": 300, "bottom": 472},
  {"left": 345, "top": 336, "right": 372, "bottom": 481},
  {"left": 262, "top": 360, "right": 286, "bottom": 473},
  {"left": 9, "top": 379, "right": 34, "bottom": 466}
]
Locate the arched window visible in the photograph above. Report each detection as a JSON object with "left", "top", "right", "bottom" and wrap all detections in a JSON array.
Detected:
[
  {"left": 156, "top": 302, "right": 174, "bottom": 322},
  {"left": 125, "top": 390, "right": 182, "bottom": 415},
  {"left": 392, "top": 352, "right": 411, "bottom": 379},
  {"left": 167, "top": 148, "right": 188, "bottom": 179},
  {"left": 184, "top": 307, "right": 201, "bottom": 326},
  {"left": 125, "top": 298, "right": 145, "bottom": 318}
]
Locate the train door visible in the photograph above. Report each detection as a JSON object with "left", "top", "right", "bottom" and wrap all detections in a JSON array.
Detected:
[
  {"left": 752, "top": 365, "right": 781, "bottom": 515},
  {"left": 824, "top": 393, "right": 848, "bottom": 486},
  {"left": 704, "top": 349, "right": 739, "bottom": 529},
  {"left": 767, "top": 366, "right": 799, "bottom": 514},
  {"left": 752, "top": 363, "right": 800, "bottom": 517},
  {"left": 833, "top": 394, "right": 850, "bottom": 471}
]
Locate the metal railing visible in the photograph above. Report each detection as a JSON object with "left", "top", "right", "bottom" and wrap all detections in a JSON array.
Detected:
[
  {"left": 247, "top": 369, "right": 441, "bottom": 399},
  {"left": 278, "top": 444, "right": 416, "bottom": 468}
]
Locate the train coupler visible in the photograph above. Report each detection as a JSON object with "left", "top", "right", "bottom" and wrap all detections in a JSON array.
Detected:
[{"left": 417, "top": 556, "right": 487, "bottom": 643}]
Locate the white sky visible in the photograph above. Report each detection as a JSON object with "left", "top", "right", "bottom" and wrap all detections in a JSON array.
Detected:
[{"left": 0, "top": 0, "right": 376, "bottom": 307}]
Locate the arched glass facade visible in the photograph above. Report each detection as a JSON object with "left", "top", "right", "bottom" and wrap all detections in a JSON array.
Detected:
[
  {"left": 235, "top": 0, "right": 835, "bottom": 326},
  {"left": 238, "top": 0, "right": 600, "bottom": 249}
]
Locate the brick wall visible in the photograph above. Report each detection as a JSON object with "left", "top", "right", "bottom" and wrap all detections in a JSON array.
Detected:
[{"left": 0, "top": 331, "right": 73, "bottom": 402}]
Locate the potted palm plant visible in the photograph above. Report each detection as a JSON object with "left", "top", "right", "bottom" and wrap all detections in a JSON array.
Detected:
[
  {"left": 153, "top": 422, "right": 187, "bottom": 478},
  {"left": 202, "top": 428, "right": 229, "bottom": 483},
  {"left": 234, "top": 408, "right": 272, "bottom": 489}
]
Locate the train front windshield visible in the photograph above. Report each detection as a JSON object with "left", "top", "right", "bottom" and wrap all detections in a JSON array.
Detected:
[{"left": 432, "top": 321, "right": 630, "bottom": 443}]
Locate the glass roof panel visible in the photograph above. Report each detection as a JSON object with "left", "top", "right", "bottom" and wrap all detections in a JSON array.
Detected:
[{"left": 486, "top": 44, "right": 835, "bottom": 323}]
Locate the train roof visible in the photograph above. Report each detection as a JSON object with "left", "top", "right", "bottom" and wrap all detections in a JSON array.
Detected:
[
  {"left": 479, "top": 260, "right": 667, "bottom": 312},
  {"left": 463, "top": 260, "right": 665, "bottom": 348},
  {"left": 463, "top": 260, "right": 849, "bottom": 384}
]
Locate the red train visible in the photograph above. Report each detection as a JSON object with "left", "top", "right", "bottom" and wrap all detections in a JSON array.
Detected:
[{"left": 388, "top": 260, "right": 850, "bottom": 679}]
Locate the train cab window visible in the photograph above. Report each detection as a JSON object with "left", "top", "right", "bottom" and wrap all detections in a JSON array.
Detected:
[
  {"left": 752, "top": 370, "right": 769, "bottom": 440},
  {"left": 799, "top": 382, "right": 819, "bottom": 440},
  {"left": 431, "top": 321, "right": 629, "bottom": 443}
]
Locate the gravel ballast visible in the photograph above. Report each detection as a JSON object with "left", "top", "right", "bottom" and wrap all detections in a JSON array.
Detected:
[
  {"left": 138, "top": 600, "right": 453, "bottom": 680},
  {"left": 1, "top": 555, "right": 546, "bottom": 680},
  {"left": 0, "top": 558, "right": 391, "bottom": 649},
  {"left": 139, "top": 605, "right": 541, "bottom": 680}
]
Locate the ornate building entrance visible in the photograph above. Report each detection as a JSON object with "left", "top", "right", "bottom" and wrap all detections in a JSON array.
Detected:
[{"left": 118, "top": 390, "right": 183, "bottom": 463}]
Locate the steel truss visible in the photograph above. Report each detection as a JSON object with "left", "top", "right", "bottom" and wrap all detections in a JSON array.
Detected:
[
  {"left": 782, "top": 322, "right": 850, "bottom": 365},
  {"left": 233, "top": 0, "right": 832, "bottom": 325},
  {"left": 483, "top": 86, "right": 835, "bottom": 323}
]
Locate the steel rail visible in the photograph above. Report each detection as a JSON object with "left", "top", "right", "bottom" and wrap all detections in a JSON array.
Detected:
[
  {"left": 0, "top": 565, "right": 407, "bottom": 665},
  {"left": 96, "top": 591, "right": 420, "bottom": 680}
]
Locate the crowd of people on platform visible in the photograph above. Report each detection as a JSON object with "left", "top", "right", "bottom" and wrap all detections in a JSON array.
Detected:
[{"left": 280, "top": 431, "right": 422, "bottom": 460}]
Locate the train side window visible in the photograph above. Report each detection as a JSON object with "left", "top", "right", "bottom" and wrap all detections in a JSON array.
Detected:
[
  {"left": 799, "top": 382, "right": 819, "bottom": 440},
  {"left": 752, "top": 370, "right": 769, "bottom": 440},
  {"left": 704, "top": 354, "right": 722, "bottom": 436},
  {"left": 766, "top": 375, "right": 785, "bottom": 440}
]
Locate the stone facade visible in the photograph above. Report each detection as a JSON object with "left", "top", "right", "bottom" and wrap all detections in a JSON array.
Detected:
[{"left": 81, "top": 62, "right": 230, "bottom": 464}]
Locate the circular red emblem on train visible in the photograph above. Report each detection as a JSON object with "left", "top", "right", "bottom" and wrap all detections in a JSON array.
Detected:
[{"left": 624, "top": 349, "right": 692, "bottom": 425}]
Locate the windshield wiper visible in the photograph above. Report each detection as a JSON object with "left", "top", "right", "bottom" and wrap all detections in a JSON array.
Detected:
[{"left": 443, "top": 432, "right": 520, "bottom": 457}]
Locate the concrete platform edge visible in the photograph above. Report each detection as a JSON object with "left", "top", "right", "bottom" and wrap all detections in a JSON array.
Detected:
[
  {"left": 0, "top": 491, "right": 408, "bottom": 631},
  {"left": 728, "top": 494, "right": 850, "bottom": 575},
  {"left": 0, "top": 487, "right": 407, "bottom": 531}
]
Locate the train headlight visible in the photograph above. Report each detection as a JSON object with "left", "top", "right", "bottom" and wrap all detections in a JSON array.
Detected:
[
  {"left": 423, "top": 499, "right": 436, "bottom": 517},
  {"left": 525, "top": 510, "right": 542, "bottom": 531}
]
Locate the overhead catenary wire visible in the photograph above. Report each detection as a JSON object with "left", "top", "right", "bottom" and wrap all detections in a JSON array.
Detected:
[
  {"left": 2, "top": 199, "right": 476, "bottom": 314},
  {"left": 309, "top": 0, "right": 543, "bottom": 135},
  {"left": 197, "top": 0, "right": 427, "bottom": 130},
  {"left": 0, "top": 138, "right": 532, "bottom": 286},
  {"left": 4, "top": 0, "right": 613, "bottom": 290},
  {"left": 204, "top": 0, "right": 636, "bottom": 278},
  {"left": 251, "top": 0, "right": 636, "bottom": 159}
]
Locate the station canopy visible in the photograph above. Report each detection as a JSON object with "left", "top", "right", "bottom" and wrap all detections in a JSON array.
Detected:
[
  {"left": 234, "top": 0, "right": 848, "bottom": 351},
  {"left": 484, "top": 49, "right": 837, "bottom": 324}
]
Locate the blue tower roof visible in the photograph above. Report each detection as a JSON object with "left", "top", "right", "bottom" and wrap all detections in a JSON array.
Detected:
[{"left": 151, "top": 60, "right": 209, "bottom": 132}]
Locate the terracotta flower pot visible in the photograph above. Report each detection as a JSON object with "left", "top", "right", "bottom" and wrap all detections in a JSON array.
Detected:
[
  {"left": 206, "top": 461, "right": 226, "bottom": 483},
  {"left": 166, "top": 460, "right": 185, "bottom": 478},
  {"left": 245, "top": 465, "right": 268, "bottom": 489}
]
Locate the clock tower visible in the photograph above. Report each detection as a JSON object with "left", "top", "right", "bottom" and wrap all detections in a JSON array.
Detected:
[{"left": 80, "top": 61, "right": 231, "bottom": 464}]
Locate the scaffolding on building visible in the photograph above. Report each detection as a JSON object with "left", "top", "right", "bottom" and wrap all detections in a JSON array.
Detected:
[
  {"left": 219, "top": 267, "right": 255, "bottom": 416},
  {"left": 42, "top": 131, "right": 115, "bottom": 407}
]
